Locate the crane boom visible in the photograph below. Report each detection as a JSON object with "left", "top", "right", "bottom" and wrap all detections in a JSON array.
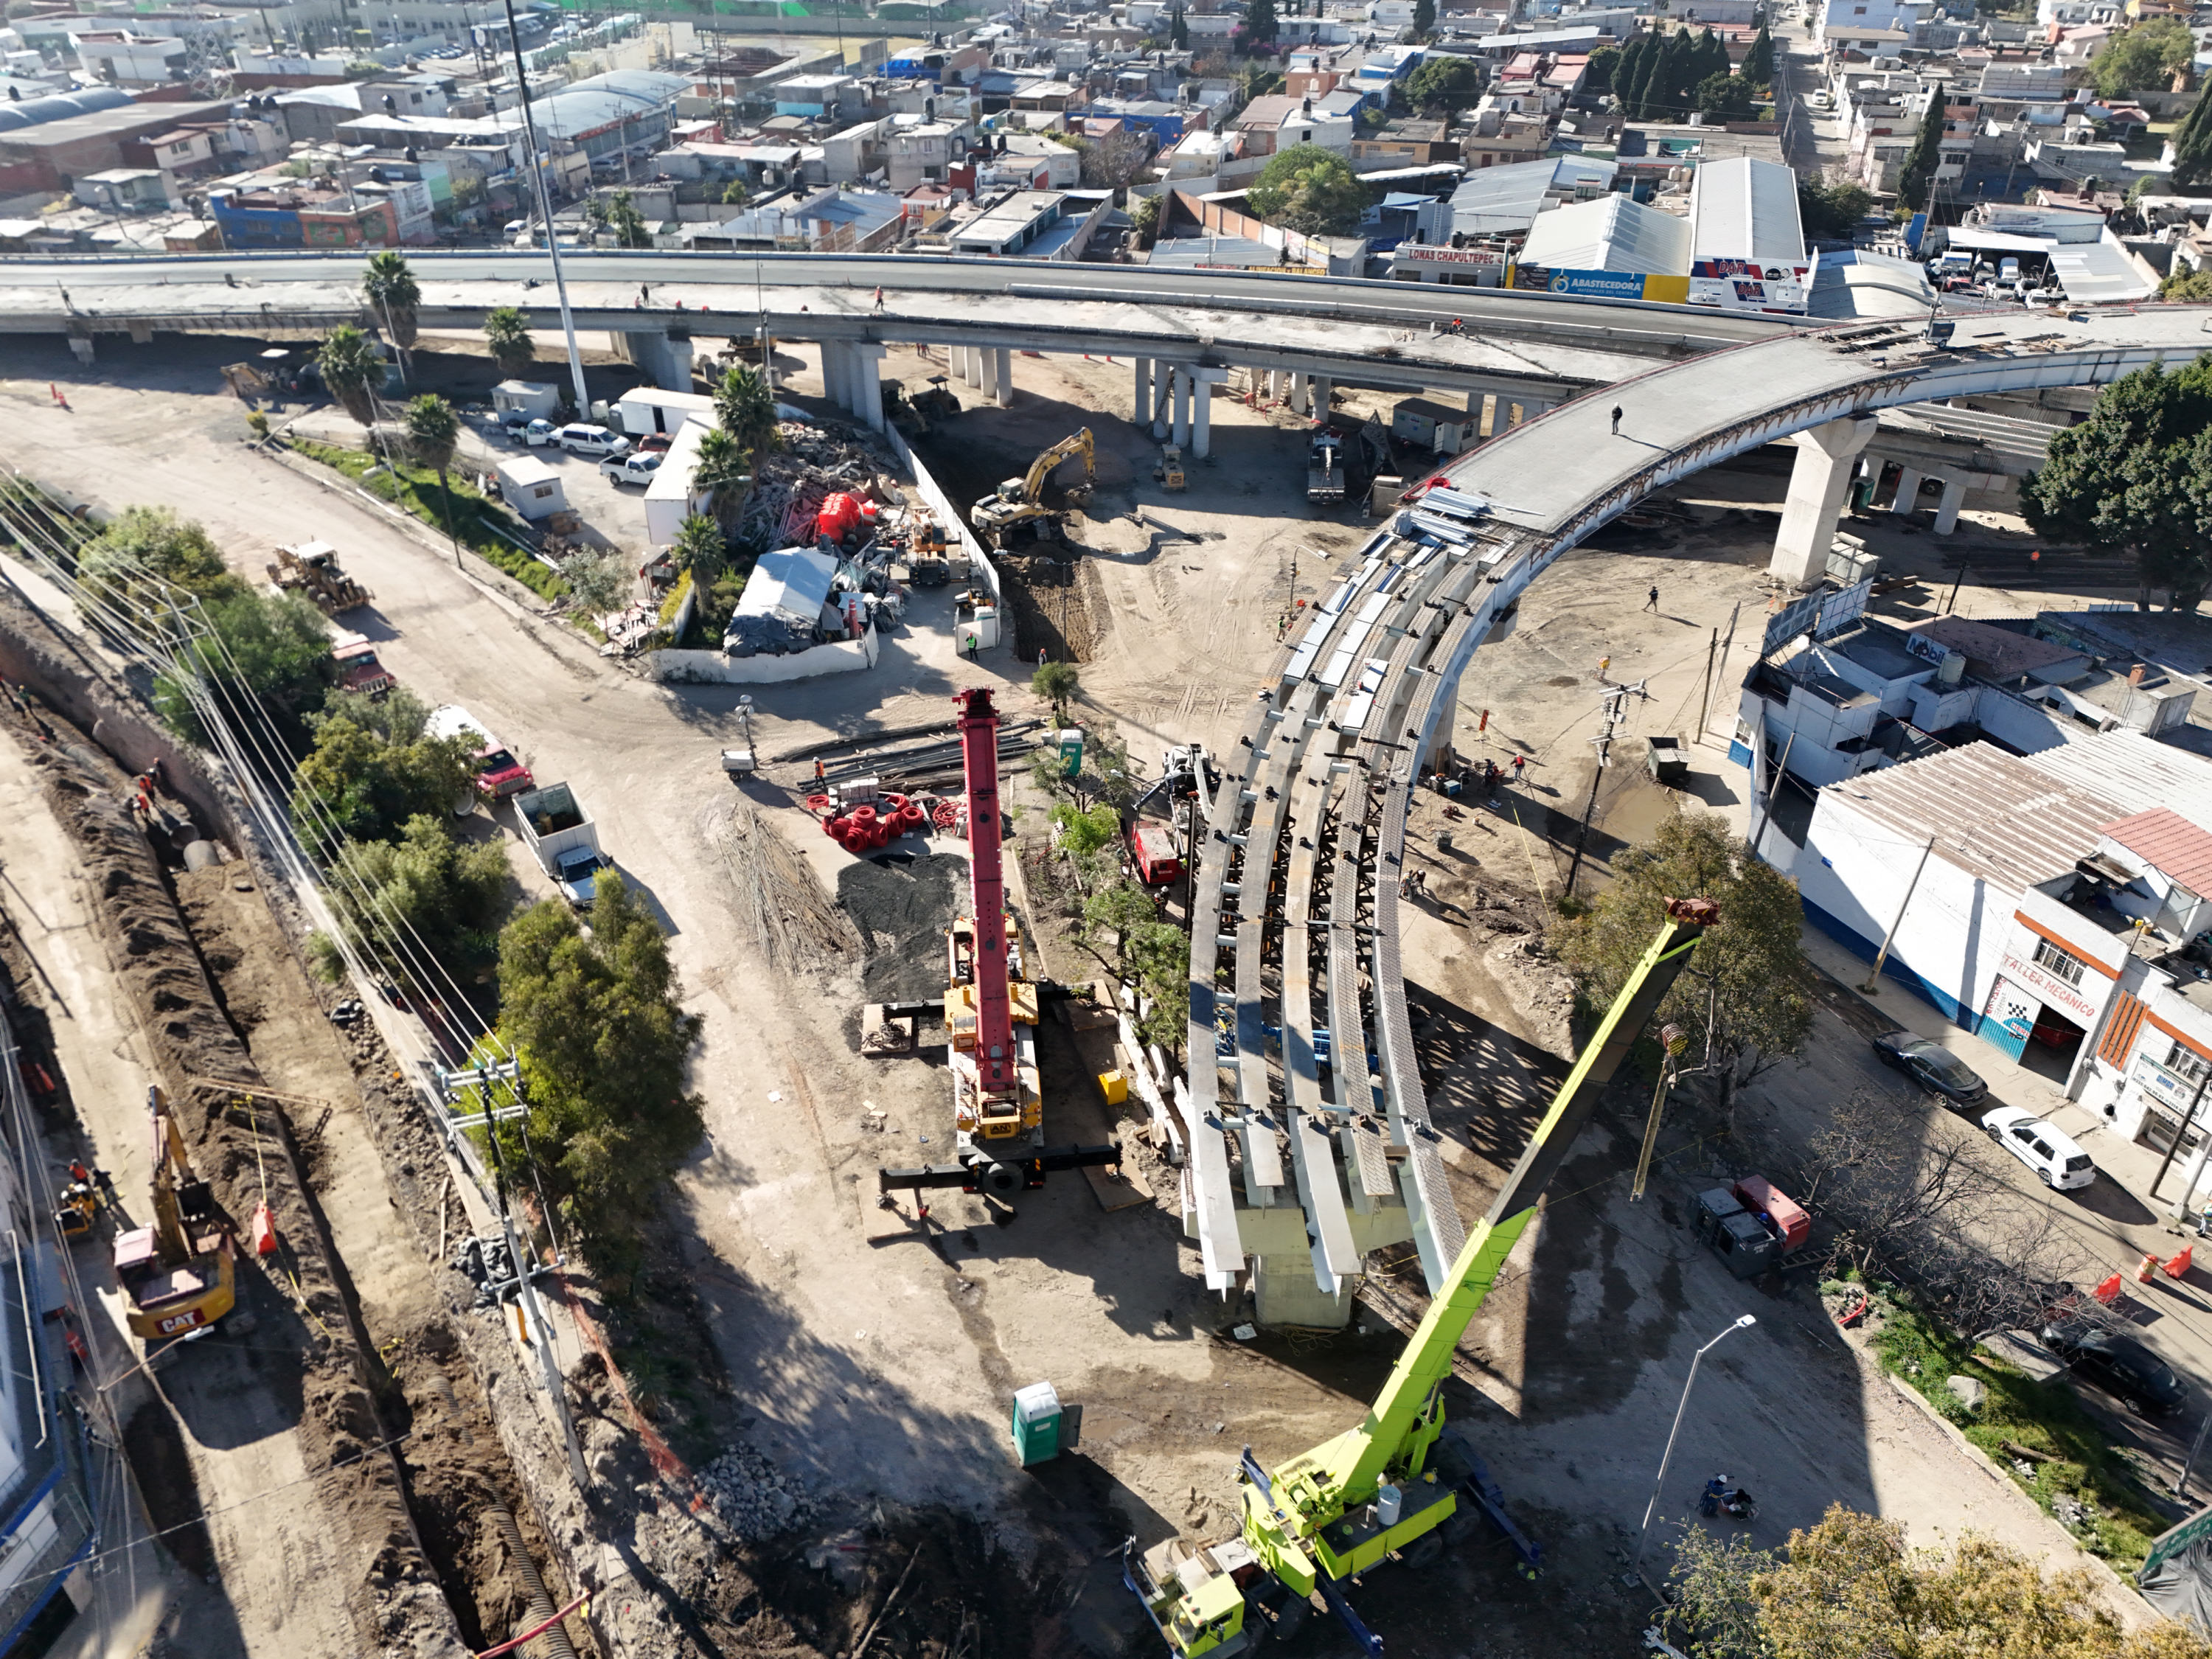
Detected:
[
  {"left": 957, "top": 686, "right": 1019, "bottom": 1115},
  {"left": 1249, "top": 900, "right": 1716, "bottom": 1596}
]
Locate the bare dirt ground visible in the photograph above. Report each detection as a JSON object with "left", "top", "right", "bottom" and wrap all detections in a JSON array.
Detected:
[{"left": 0, "top": 333, "right": 2165, "bottom": 1658}]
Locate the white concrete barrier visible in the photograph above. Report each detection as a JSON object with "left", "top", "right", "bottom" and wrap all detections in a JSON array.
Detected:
[{"left": 646, "top": 625, "right": 879, "bottom": 684}]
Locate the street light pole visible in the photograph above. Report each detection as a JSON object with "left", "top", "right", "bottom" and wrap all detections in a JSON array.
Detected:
[
  {"left": 501, "top": 0, "right": 590, "bottom": 417},
  {"left": 1633, "top": 1314, "right": 1757, "bottom": 1577}
]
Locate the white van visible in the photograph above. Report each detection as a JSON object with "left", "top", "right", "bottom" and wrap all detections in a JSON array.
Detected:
[{"left": 1982, "top": 1106, "right": 2096, "bottom": 1191}]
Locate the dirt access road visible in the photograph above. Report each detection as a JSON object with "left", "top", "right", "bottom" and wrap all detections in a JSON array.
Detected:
[{"left": 0, "top": 336, "right": 2154, "bottom": 1655}]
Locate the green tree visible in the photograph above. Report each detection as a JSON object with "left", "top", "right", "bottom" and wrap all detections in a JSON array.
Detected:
[
  {"left": 1742, "top": 20, "right": 1773, "bottom": 87},
  {"left": 291, "top": 688, "right": 480, "bottom": 850},
  {"left": 1617, "top": 32, "right": 1658, "bottom": 114},
  {"left": 482, "top": 305, "right": 535, "bottom": 377},
  {"left": 2021, "top": 356, "right": 2212, "bottom": 611},
  {"left": 603, "top": 187, "right": 650, "bottom": 249},
  {"left": 1896, "top": 82, "right": 1947, "bottom": 212},
  {"left": 1694, "top": 26, "right": 1731, "bottom": 84},
  {"left": 1551, "top": 814, "right": 1811, "bottom": 1123},
  {"left": 154, "top": 588, "right": 335, "bottom": 746},
  {"left": 1032, "top": 658, "right": 1080, "bottom": 724},
  {"left": 1406, "top": 54, "right": 1481, "bottom": 113},
  {"left": 1585, "top": 44, "right": 1620, "bottom": 93},
  {"left": 1669, "top": 1506, "right": 2212, "bottom": 1659},
  {"left": 711, "top": 361, "right": 780, "bottom": 455},
  {"left": 497, "top": 875, "right": 705, "bottom": 1263},
  {"left": 1245, "top": 142, "right": 1370, "bottom": 234},
  {"left": 78, "top": 505, "right": 238, "bottom": 619},
  {"left": 720, "top": 176, "right": 751, "bottom": 206},
  {"left": 1245, "top": 0, "right": 1279, "bottom": 46},
  {"left": 326, "top": 813, "right": 512, "bottom": 994},
  {"left": 316, "top": 322, "right": 385, "bottom": 432},
  {"left": 1797, "top": 173, "right": 1873, "bottom": 240},
  {"left": 362, "top": 250, "right": 420, "bottom": 353},
  {"left": 1694, "top": 72, "right": 1756, "bottom": 119},
  {"left": 555, "top": 549, "right": 630, "bottom": 613},
  {"left": 669, "top": 513, "right": 728, "bottom": 585},
  {"left": 1168, "top": 1, "right": 1188, "bottom": 47},
  {"left": 1649, "top": 28, "right": 1697, "bottom": 118},
  {"left": 1130, "top": 193, "right": 1162, "bottom": 248},
  {"left": 1411, "top": 0, "right": 1435, "bottom": 37},
  {"left": 2171, "top": 83, "right": 2212, "bottom": 189},
  {"left": 2162, "top": 266, "right": 2212, "bottom": 301},
  {"left": 400, "top": 392, "right": 463, "bottom": 563},
  {"left": 2092, "top": 17, "right": 2192, "bottom": 99},
  {"left": 1078, "top": 881, "right": 1191, "bottom": 1052},
  {"left": 1048, "top": 800, "right": 1119, "bottom": 858}
]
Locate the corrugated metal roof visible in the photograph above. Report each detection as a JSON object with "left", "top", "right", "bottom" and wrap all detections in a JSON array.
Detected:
[
  {"left": 2023, "top": 730, "right": 2212, "bottom": 827},
  {"left": 1688, "top": 155, "right": 1806, "bottom": 266},
  {"left": 2102, "top": 807, "right": 2212, "bottom": 897},
  {"left": 1517, "top": 190, "right": 1689, "bottom": 274},
  {"left": 1821, "top": 742, "right": 2124, "bottom": 889}
]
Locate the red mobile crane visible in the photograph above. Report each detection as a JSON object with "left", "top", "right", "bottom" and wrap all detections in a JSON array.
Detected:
[{"left": 878, "top": 686, "right": 1120, "bottom": 1200}]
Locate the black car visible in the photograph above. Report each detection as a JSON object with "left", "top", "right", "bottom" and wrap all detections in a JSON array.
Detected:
[
  {"left": 1871, "top": 1030, "right": 1989, "bottom": 1107},
  {"left": 2040, "top": 1323, "right": 2187, "bottom": 1418}
]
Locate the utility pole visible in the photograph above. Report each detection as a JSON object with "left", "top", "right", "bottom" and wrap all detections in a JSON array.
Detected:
[
  {"left": 1695, "top": 627, "right": 1717, "bottom": 746},
  {"left": 1859, "top": 835, "right": 1934, "bottom": 994},
  {"left": 438, "top": 1061, "right": 591, "bottom": 1490},
  {"left": 2152, "top": 1061, "right": 2212, "bottom": 1207},
  {"left": 1945, "top": 557, "right": 1970, "bottom": 615},
  {"left": 1748, "top": 730, "right": 1794, "bottom": 857},
  {"left": 1565, "top": 675, "right": 1649, "bottom": 898},
  {"left": 501, "top": 0, "right": 590, "bottom": 417}
]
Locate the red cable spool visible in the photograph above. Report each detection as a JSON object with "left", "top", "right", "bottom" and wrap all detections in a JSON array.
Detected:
[
  {"left": 821, "top": 814, "right": 844, "bottom": 838},
  {"left": 900, "top": 804, "right": 927, "bottom": 829}
]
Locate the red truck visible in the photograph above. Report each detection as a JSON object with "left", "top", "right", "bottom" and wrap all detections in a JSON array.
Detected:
[
  {"left": 1128, "top": 821, "right": 1181, "bottom": 886},
  {"left": 428, "top": 704, "right": 535, "bottom": 800}
]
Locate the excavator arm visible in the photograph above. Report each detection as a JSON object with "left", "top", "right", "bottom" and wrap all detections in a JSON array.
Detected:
[{"left": 1020, "top": 428, "right": 1093, "bottom": 502}]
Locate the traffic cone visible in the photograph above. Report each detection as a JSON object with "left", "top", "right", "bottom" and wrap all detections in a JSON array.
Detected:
[{"left": 2135, "top": 1251, "right": 2160, "bottom": 1284}]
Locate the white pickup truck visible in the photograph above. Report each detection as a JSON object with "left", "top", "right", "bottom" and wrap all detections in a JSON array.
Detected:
[{"left": 512, "top": 782, "right": 608, "bottom": 908}]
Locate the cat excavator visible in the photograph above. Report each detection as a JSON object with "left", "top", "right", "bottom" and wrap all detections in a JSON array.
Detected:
[
  {"left": 972, "top": 428, "right": 1094, "bottom": 546},
  {"left": 113, "top": 1087, "right": 237, "bottom": 1342},
  {"left": 1126, "top": 900, "right": 1718, "bottom": 1655}
]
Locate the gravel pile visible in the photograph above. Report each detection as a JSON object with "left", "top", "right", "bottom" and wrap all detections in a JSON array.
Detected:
[
  {"left": 697, "top": 1444, "right": 813, "bottom": 1541},
  {"left": 839, "top": 851, "right": 969, "bottom": 1003}
]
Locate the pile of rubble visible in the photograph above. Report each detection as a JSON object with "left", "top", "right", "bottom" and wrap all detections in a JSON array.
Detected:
[
  {"left": 696, "top": 1442, "right": 813, "bottom": 1541},
  {"left": 733, "top": 419, "right": 902, "bottom": 552},
  {"left": 452, "top": 1232, "right": 521, "bottom": 1310}
]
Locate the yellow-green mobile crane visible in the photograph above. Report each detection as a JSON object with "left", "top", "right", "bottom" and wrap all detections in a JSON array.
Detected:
[{"left": 1127, "top": 900, "right": 1717, "bottom": 1655}]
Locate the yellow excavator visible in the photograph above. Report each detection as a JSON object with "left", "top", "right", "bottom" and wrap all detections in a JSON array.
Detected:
[
  {"left": 113, "top": 1087, "right": 237, "bottom": 1341},
  {"left": 1126, "top": 900, "right": 1717, "bottom": 1655},
  {"left": 972, "top": 428, "right": 1093, "bottom": 546}
]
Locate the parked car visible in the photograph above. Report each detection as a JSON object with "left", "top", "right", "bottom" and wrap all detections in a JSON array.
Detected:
[
  {"left": 2039, "top": 1322, "right": 2186, "bottom": 1417},
  {"left": 1999, "top": 257, "right": 2022, "bottom": 285},
  {"left": 1871, "top": 1030, "right": 1989, "bottom": 1106},
  {"left": 522, "top": 417, "right": 558, "bottom": 447},
  {"left": 1982, "top": 1105, "right": 2096, "bottom": 1191},
  {"left": 555, "top": 423, "right": 630, "bottom": 459},
  {"left": 600, "top": 452, "right": 662, "bottom": 485},
  {"left": 2022, "top": 286, "right": 2065, "bottom": 306}
]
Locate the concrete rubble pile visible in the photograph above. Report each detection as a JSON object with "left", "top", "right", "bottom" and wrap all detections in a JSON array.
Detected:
[
  {"left": 734, "top": 419, "right": 900, "bottom": 553},
  {"left": 696, "top": 1443, "right": 814, "bottom": 1541}
]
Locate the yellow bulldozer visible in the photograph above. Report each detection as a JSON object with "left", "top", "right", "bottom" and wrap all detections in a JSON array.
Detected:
[{"left": 267, "top": 540, "right": 372, "bottom": 614}]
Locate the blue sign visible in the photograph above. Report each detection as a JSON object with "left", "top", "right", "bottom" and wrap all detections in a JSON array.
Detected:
[
  {"left": 1545, "top": 268, "right": 1650, "bottom": 301},
  {"left": 1905, "top": 212, "right": 1928, "bottom": 254}
]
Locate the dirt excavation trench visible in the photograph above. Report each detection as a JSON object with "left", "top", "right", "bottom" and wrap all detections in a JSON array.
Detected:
[{"left": 0, "top": 688, "right": 571, "bottom": 1659}]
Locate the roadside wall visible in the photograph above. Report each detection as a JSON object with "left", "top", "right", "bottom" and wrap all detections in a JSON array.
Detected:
[
  {"left": 883, "top": 421, "right": 1003, "bottom": 611},
  {"left": 647, "top": 622, "right": 880, "bottom": 684}
]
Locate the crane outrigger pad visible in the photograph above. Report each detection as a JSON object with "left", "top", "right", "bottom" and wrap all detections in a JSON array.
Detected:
[{"left": 877, "top": 1141, "right": 1121, "bottom": 1197}]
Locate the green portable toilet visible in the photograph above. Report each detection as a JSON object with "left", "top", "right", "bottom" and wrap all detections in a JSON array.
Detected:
[
  {"left": 1011, "top": 1380, "right": 1063, "bottom": 1466},
  {"left": 1056, "top": 728, "right": 1084, "bottom": 778}
]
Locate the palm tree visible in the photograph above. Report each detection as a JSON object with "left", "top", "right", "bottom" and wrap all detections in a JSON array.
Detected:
[
  {"left": 402, "top": 393, "right": 463, "bottom": 566},
  {"left": 712, "top": 362, "right": 779, "bottom": 455},
  {"left": 670, "top": 514, "right": 727, "bottom": 586},
  {"left": 317, "top": 323, "right": 385, "bottom": 434},
  {"left": 362, "top": 250, "right": 420, "bottom": 355},
  {"left": 483, "top": 305, "right": 535, "bottom": 377},
  {"left": 692, "top": 428, "right": 751, "bottom": 532}
]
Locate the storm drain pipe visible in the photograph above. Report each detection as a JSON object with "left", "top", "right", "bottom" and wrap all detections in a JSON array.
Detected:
[{"left": 487, "top": 1503, "right": 580, "bottom": 1659}]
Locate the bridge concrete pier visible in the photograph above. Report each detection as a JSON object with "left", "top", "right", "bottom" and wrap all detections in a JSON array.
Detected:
[
  {"left": 1770, "top": 415, "right": 1877, "bottom": 589},
  {"left": 1934, "top": 476, "right": 1966, "bottom": 535},
  {"left": 821, "top": 340, "right": 850, "bottom": 409},
  {"left": 1191, "top": 366, "right": 1229, "bottom": 459},
  {"left": 1312, "top": 375, "right": 1331, "bottom": 418},
  {"left": 1890, "top": 467, "right": 1924, "bottom": 515},
  {"left": 1132, "top": 355, "right": 1151, "bottom": 422},
  {"left": 979, "top": 345, "right": 1000, "bottom": 404},
  {"left": 66, "top": 335, "right": 91, "bottom": 366},
  {"left": 849, "top": 341, "right": 886, "bottom": 431},
  {"left": 1170, "top": 368, "right": 1192, "bottom": 450},
  {"left": 618, "top": 329, "right": 693, "bottom": 391},
  {"left": 990, "top": 345, "right": 1012, "bottom": 408},
  {"left": 1152, "top": 363, "right": 1175, "bottom": 439}
]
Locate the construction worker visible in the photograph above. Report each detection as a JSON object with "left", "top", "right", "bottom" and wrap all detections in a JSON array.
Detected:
[
  {"left": 814, "top": 757, "right": 826, "bottom": 784},
  {"left": 1511, "top": 754, "right": 1527, "bottom": 784}
]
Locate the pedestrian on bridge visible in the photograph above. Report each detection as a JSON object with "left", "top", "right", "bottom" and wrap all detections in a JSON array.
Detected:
[
  {"left": 1610, "top": 405, "right": 1623, "bottom": 434},
  {"left": 873, "top": 286, "right": 886, "bottom": 312}
]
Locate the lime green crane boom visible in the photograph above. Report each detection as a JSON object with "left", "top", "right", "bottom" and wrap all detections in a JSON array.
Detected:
[{"left": 1127, "top": 898, "right": 1715, "bottom": 1657}]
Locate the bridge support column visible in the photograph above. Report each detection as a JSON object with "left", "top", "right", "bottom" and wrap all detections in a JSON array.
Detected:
[
  {"left": 851, "top": 342, "right": 886, "bottom": 431},
  {"left": 1891, "top": 468, "right": 1924, "bottom": 514},
  {"left": 1770, "top": 416, "right": 1877, "bottom": 589},
  {"left": 1311, "top": 376, "right": 1331, "bottom": 417},
  {"left": 66, "top": 335, "right": 92, "bottom": 366},
  {"left": 1152, "top": 364, "right": 1175, "bottom": 439},
  {"left": 1190, "top": 366, "right": 1229, "bottom": 459},
  {"left": 1171, "top": 369, "right": 1192, "bottom": 450},
  {"left": 1289, "top": 371, "right": 1308, "bottom": 415},
  {"left": 619, "top": 330, "right": 693, "bottom": 391},
  {"left": 1933, "top": 476, "right": 1967, "bottom": 535},
  {"left": 992, "top": 346, "right": 1012, "bottom": 408},
  {"left": 820, "top": 341, "right": 851, "bottom": 410},
  {"left": 1133, "top": 356, "right": 1151, "bottom": 421},
  {"left": 979, "top": 346, "right": 1001, "bottom": 404}
]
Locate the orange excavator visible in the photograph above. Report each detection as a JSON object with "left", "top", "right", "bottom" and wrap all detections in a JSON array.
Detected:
[{"left": 113, "top": 1087, "right": 236, "bottom": 1341}]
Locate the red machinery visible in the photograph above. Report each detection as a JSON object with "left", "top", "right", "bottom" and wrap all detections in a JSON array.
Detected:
[{"left": 876, "top": 687, "right": 1120, "bottom": 1200}]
